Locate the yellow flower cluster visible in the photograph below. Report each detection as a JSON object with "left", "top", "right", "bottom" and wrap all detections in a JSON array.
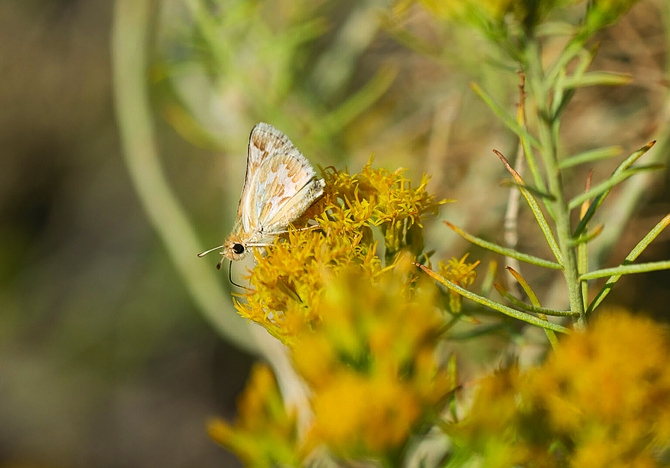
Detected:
[
  {"left": 214, "top": 164, "right": 468, "bottom": 463},
  {"left": 412, "top": 0, "right": 516, "bottom": 20},
  {"left": 458, "top": 309, "right": 670, "bottom": 467},
  {"left": 292, "top": 261, "right": 453, "bottom": 458},
  {"left": 235, "top": 162, "right": 446, "bottom": 344},
  {"left": 401, "top": 0, "right": 587, "bottom": 29},
  {"left": 322, "top": 163, "right": 446, "bottom": 259},
  {"left": 437, "top": 254, "right": 480, "bottom": 313},
  {"left": 216, "top": 262, "right": 456, "bottom": 465},
  {"left": 404, "top": 0, "right": 639, "bottom": 35},
  {"left": 585, "top": 0, "right": 642, "bottom": 31},
  {"left": 208, "top": 364, "right": 301, "bottom": 468}
]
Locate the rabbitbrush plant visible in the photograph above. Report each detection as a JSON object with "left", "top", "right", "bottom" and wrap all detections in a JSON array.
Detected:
[
  {"left": 113, "top": 0, "right": 670, "bottom": 467},
  {"left": 204, "top": 1, "right": 670, "bottom": 467}
]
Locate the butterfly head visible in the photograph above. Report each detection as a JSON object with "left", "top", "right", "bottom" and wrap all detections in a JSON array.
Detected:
[{"left": 223, "top": 234, "right": 249, "bottom": 261}]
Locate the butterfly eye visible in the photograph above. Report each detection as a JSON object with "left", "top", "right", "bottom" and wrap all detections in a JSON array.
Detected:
[{"left": 232, "top": 244, "right": 245, "bottom": 255}]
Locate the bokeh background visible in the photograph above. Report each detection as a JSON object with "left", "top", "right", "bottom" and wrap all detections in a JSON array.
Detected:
[{"left": 1, "top": 0, "right": 669, "bottom": 466}]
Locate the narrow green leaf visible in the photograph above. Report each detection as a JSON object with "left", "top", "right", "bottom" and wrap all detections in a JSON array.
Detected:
[
  {"left": 505, "top": 267, "right": 540, "bottom": 306},
  {"left": 552, "top": 67, "right": 568, "bottom": 118},
  {"left": 318, "top": 65, "right": 397, "bottom": 137},
  {"left": 573, "top": 141, "right": 656, "bottom": 238},
  {"left": 616, "top": 215, "right": 670, "bottom": 262},
  {"left": 447, "top": 323, "right": 507, "bottom": 340},
  {"left": 569, "top": 223, "right": 603, "bottom": 246},
  {"left": 568, "top": 165, "right": 662, "bottom": 210},
  {"left": 551, "top": 46, "right": 593, "bottom": 118},
  {"left": 494, "top": 151, "right": 564, "bottom": 265},
  {"left": 494, "top": 283, "right": 581, "bottom": 317},
  {"left": 536, "top": 21, "right": 578, "bottom": 37},
  {"left": 519, "top": 123, "right": 548, "bottom": 195},
  {"left": 440, "top": 315, "right": 462, "bottom": 335},
  {"left": 470, "top": 82, "right": 541, "bottom": 148},
  {"left": 563, "top": 71, "right": 633, "bottom": 89},
  {"left": 445, "top": 222, "right": 563, "bottom": 270},
  {"left": 480, "top": 260, "right": 498, "bottom": 298},
  {"left": 577, "top": 172, "right": 593, "bottom": 310},
  {"left": 616, "top": 141, "right": 656, "bottom": 173},
  {"left": 581, "top": 260, "right": 670, "bottom": 280},
  {"left": 505, "top": 267, "right": 559, "bottom": 348},
  {"left": 283, "top": 18, "right": 329, "bottom": 48},
  {"left": 416, "top": 264, "right": 570, "bottom": 334},
  {"left": 500, "top": 180, "right": 555, "bottom": 200},
  {"left": 579, "top": 237, "right": 588, "bottom": 310},
  {"left": 559, "top": 146, "right": 623, "bottom": 169},
  {"left": 379, "top": 14, "right": 445, "bottom": 62},
  {"left": 517, "top": 74, "right": 551, "bottom": 215},
  {"left": 447, "top": 354, "right": 459, "bottom": 422},
  {"left": 551, "top": 87, "right": 576, "bottom": 120},
  {"left": 546, "top": 37, "right": 589, "bottom": 86},
  {"left": 588, "top": 214, "right": 670, "bottom": 313}
]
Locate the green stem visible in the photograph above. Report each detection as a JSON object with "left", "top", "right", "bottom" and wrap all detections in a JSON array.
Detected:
[
  {"left": 524, "top": 40, "right": 586, "bottom": 328},
  {"left": 111, "top": 0, "right": 259, "bottom": 354}
]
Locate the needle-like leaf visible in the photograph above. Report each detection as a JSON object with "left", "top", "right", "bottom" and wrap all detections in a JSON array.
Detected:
[
  {"left": 416, "top": 264, "right": 570, "bottom": 334},
  {"left": 445, "top": 222, "right": 563, "bottom": 270},
  {"left": 559, "top": 145, "right": 622, "bottom": 169},
  {"left": 494, "top": 150, "right": 564, "bottom": 265},
  {"left": 573, "top": 141, "right": 656, "bottom": 237},
  {"left": 587, "top": 214, "right": 670, "bottom": 313}
]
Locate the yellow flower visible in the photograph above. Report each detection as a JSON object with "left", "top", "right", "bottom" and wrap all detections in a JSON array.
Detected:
[
  {"left": 228, "top": 164, "right": 456, "bottom": 461},
  {"left": 291, "top": 262, "right": 453, "bottom": 458},
  {"left": 437, "top": 254, "right": 480, "bottom": 313},
  {"left": 235, "top": 163, "right": 445, "bottom": 345},
  {"left": 437, "top": 254, "right": 479, "bottom": 288},
  {"left": 456, "top": 369, "right": 537, "bottom": 468},
  {"left": 412, "top": 0, "right": 585, "bottom": 28},
  {"left": 532, "top": 309, "right": 670, "bottom": 467},
  {"left": 414, "top": 0, "right": 516, "bottom": 20},
  {"left": 585, "top": 0, "right": 642, "bottom": 31},
  {"left": 457, "top": 309, "right": 670, "bottom": 467},
  {"left": 308, "top": 370, "right": 422, "bottom": 455},
  {"left": 207, "top": 364, "right": 301, "bottom": 468}
]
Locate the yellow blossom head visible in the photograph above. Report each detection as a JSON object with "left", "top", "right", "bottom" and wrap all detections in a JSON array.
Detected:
[
  {"left": 207, "top": 364, "right": 301, "bottom": 468},
  {"left": 292, "top": 263, "right": 454, "bottom": 458},
  {"left": 411, "top": 0, "right": 584, "bottom": 29},
  {"left": 224, "top": 163, "right": 474, "bottom": 464},
  {"left": 235, "top": 162, "right": 447, "bottom": 345},
  {"left": 584, "top": 0, "right": 642, "bottom": 32},
  {"left": 457, "top": 309, "right": 670, "bottom": 467}
]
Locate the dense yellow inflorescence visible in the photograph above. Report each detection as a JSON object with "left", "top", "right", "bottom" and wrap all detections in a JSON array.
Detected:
[
  {"left": 292, "top": 262, "right": 453, "bottom": 458},
  {"left": 208, "top": 364, "right": 301, "bottom": 468},
  {"left": 459, "top": 309, "right": 670, "bottom": 468},
  {"left": 234, "top": 162, "right": 448, "bottom": 344},
  {"left": 210, "top": 162, "right": 670, "bottom": 468},
  {"left": 396, "top": 0, "right": 639, "bottom": 32},
  {"left": 216, "top": 163, "right": 468, "bottom": 464}
]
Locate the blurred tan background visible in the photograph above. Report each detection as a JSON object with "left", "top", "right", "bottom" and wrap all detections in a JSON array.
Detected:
[{"left": 1, "top": 0, "right": 669, "bottom": 466}]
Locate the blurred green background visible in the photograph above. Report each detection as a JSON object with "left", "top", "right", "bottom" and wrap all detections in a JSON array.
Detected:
[{"left": 1, "top": 0, "right": 669, "bottom": 466}]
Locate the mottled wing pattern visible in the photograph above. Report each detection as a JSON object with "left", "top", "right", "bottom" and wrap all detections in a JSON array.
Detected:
[
  {"left": 237, "top": 123, "right": 323, "bottom": 237},
  {"left": 252, "top": 152, "right": 324, "bottom": 234},
  {"left": 237, "top": 123, "right": 295, "bottom": 231}
]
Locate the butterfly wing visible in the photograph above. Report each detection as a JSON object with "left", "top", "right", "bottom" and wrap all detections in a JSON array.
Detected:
[
  {"left": 253, "top": 152, "right": 324, "bottom": 234},
  {"left": 237, "top": 123, "right": 323, "bottom": 237},
  {"left": 237, "top": 123, "right": 297, "bottom": 233}
]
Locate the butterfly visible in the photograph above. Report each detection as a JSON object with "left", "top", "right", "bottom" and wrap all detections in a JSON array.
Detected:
[{"left": 200, "top": 123, "right": 325, "bottom": 268}]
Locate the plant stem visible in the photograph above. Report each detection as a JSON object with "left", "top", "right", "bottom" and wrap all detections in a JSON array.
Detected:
[
  {"left": 524, "top": 40, "right": 586, "bottom": 329},
  {"left": 112, "top": 0, "right": 260, "bottom": 352}
]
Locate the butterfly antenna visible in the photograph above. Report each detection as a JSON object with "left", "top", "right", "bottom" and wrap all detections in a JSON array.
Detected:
[
  {"left": 228, "top": 260, "right": 246, "bottom": 289},
  {"left": 198, "top": 245, "right": 223, "bottom": 258}
]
